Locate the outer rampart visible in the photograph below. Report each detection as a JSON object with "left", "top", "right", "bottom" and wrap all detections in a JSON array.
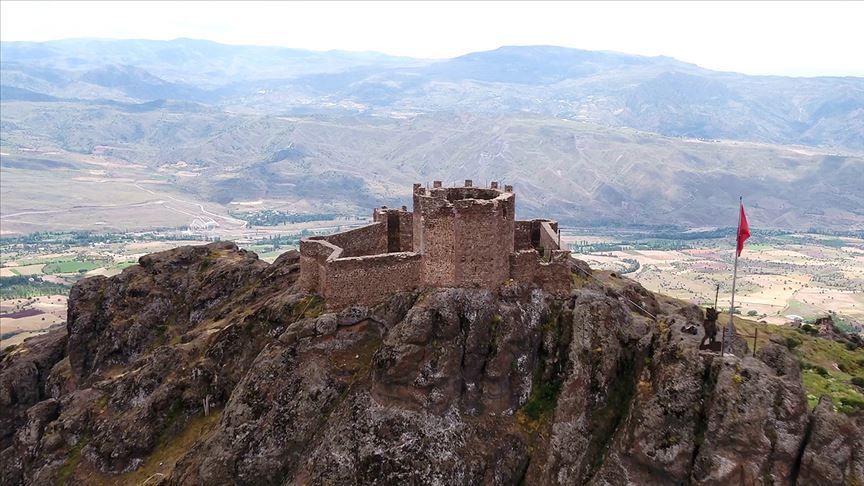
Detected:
[
  {"left": 324, "top": 252, "right": 421, "bottom": 308},
  {"left": 510, "top": 249, "right": 572, "bottom": 295},
  {"left": 298, "top": 239, "right": 341, "bottom": 294},
  {"left": 317, "top": 221, "right": 387, "bottom": 257},
  {"left": 300, "top": 206, "right": 418, "bottom": 308}
]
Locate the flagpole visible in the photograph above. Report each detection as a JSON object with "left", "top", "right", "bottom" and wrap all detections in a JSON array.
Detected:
[{"left": 721, "top": 196, "right": 743, "bottom": 357}]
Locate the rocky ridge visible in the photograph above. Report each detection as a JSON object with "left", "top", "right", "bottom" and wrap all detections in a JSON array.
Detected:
[{"left": 1, "top": 242, "right": 862, "bottom": 485}]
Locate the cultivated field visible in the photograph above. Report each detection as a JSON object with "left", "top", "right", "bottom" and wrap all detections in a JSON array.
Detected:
[
  {"left": 0, "top": 295, "right": 67, "bottom": 347},
  {"left": 565, "top": 231, "right": 864, "bottom": 329}
]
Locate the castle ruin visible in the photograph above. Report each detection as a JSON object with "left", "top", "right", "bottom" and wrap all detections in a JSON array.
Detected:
[{"left": 299, "top": 180, "right": 572, "bottom": 308}]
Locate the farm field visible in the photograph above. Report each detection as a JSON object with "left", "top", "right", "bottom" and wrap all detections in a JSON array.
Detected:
[
  {"left": 564, "top": 230, "right": 864, "bottom": 330},
  {"left": 0, "top": 295, "right": 67, "bottom": 347}
]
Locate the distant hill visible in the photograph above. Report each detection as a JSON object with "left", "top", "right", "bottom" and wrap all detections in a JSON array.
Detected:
[
  {"left": 3, "top": 39, "right": 863, "bottom": 150},
  {"left": 423, "top": 45, "right": 694, "bottom": 84},
  {"left": 1, "top": 39, "right": 863, "bottom": 231},
  {"left": 0, "top": 38, "right": 425, "bottom": 85},
  {"left": 1, "top": 102, "right": 861, "bottom": 230}
]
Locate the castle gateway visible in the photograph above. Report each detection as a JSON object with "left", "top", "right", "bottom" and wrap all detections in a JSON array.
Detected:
[{"left": 299, "top": 180, "right": 572, "bottom": 309}]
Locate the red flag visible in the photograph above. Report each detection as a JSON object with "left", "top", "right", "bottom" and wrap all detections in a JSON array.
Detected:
[{"left": 736, "top": 202, "right": 750, "bottom": 256}]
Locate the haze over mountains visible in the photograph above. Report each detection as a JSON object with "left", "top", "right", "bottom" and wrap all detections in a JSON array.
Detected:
[{"left": 1, "top": 38, "right": 863, "bottom": 231}]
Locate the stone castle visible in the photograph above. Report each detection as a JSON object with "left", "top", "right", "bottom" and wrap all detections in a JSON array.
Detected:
[{"left": 299, "top": 180, "right": 572, "bottom": 308}]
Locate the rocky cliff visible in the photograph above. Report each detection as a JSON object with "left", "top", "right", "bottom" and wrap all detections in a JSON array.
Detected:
[{"left": 1, "top": 242, "right": 862, "bottom": 485}]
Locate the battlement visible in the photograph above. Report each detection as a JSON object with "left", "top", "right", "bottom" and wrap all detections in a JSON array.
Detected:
[{"left": 300, "top": 181, "right": 572, "bottom": 309}]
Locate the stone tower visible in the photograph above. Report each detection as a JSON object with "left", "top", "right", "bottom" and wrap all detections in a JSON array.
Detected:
[{"left": 412, "top": 180, "right": 515, "bottom": 287}]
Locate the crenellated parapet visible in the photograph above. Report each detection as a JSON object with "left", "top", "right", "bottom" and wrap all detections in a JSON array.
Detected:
[{"left": 300, "top": 180, "right": 571, "bottom": 309}]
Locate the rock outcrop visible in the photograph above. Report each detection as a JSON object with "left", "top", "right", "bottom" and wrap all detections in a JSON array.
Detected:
[
  {"left": 0, "top": 330, "right": 67, "bottom": 450},
  {"left": 0, "top": 242, "right": 861, "bottom": 485}
]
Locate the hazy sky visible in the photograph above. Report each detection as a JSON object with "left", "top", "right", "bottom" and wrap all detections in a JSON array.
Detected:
[{"left": 2, "top": 1, "right": 862, "bottom": 77}]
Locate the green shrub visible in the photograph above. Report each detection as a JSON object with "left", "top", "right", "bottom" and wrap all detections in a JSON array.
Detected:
[
  {"left": 747, "top": 310, "right": 758, "bottom": 316},
  {"left": 802, "top": 361, "right": 829, "bottom": 376},
  {"left": 851, "top": 377, "right": 864, "bottom": 388},
  {"left": 800, "top": 324, "right": 818, "bottom": 336},
  {"left": 785, "top": 336, "right": 802, "bottom": 350},
  {"left": 839, "top": 395, "right": 864, "bottom": 414}
]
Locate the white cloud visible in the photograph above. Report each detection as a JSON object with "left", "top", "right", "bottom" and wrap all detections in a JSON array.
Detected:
[{"left": 1, "top": 0, "right": 862, "bottom": 77}]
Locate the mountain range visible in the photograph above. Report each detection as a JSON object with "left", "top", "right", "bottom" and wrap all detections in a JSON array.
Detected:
[{"left": 1, "top": 38, "right": 863, "bottom": 231}]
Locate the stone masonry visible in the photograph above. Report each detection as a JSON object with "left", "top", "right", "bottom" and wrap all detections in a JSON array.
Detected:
[{"left": 299, "top": 181, "right": 572, "bottom": 308}]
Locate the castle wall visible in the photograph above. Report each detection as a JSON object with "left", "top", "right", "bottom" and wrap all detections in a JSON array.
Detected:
[
  {"left": 373, "top": 207, "right": 414, "bottom": 253},
  {"left": 509, "top": 249, "right": 572, "bottom": 295},
  {"left": 298, "top": 239, "right": 342, "bottom": 293},
  {"left": 538, "top": 221, "right": 560, "bottom": 254},
  {"left": 319, "top": 222, "right": 387, "bottom": 257},
  {"left": 397, "top": 211, "right": 414, "bottom": 252},
  {"left": 514, "top": 220, "right": 535, "bottom": 250},
  {"left": 298, "top": 218, "right": 420, "bottom": 308},
  {"left": 514, "top": 219, "right": 559, "bottom": 251},
  {"left": 384, "top": 212, "right": 400, "bottom": 252},
  {"left": 412, "top": 189, "right": 428, "bottom": 254},
  {"left": 322, "top": 252, "right": 421, "bottom": 308}
]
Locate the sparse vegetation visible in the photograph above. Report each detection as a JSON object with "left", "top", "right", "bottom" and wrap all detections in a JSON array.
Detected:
[
  {"left": 785, "top": 336, "right": 803, "bottom": 350},
  {"left": 56, "top": 435, "right": 90, "bottom": 485},
  {"left": 521, "top": 369, "right": 562, "bottom": 423},
  {"left": 519, "top": 310, "right": 565, "bottom": 429},
  {"left": 234, "top": 210, "right": 339, "bottom": 227},
  {"left": 109, "top": 412, "right": 222, "bottom": 485},
  {"left": 294, "top": 296, "right": 325, "bottom": 319},
  {"left": 733, "top": 316, "right": 864, "bottom": 414},
  {"left": 800, "top": 324, "right": 818, "bottom": 336},
  {"left": 802, "top": 372, "right": 864, "bottom": 414}
]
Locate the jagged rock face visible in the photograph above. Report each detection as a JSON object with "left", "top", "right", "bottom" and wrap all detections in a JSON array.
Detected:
[
  {"left": 0, "top": 242, "right": 861, "bottom": 485},
  {"left": 0, "top": 330, "right": 67, "bottom": 451},
  {"left": 66, "top": 242, "right": 274, "bottom": 382},
  {"left": 690, "top": 354, "right": 809, "bottom": 484},
  {"left": 798, "top": 397, "right": 864, "bottom": 484}
]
